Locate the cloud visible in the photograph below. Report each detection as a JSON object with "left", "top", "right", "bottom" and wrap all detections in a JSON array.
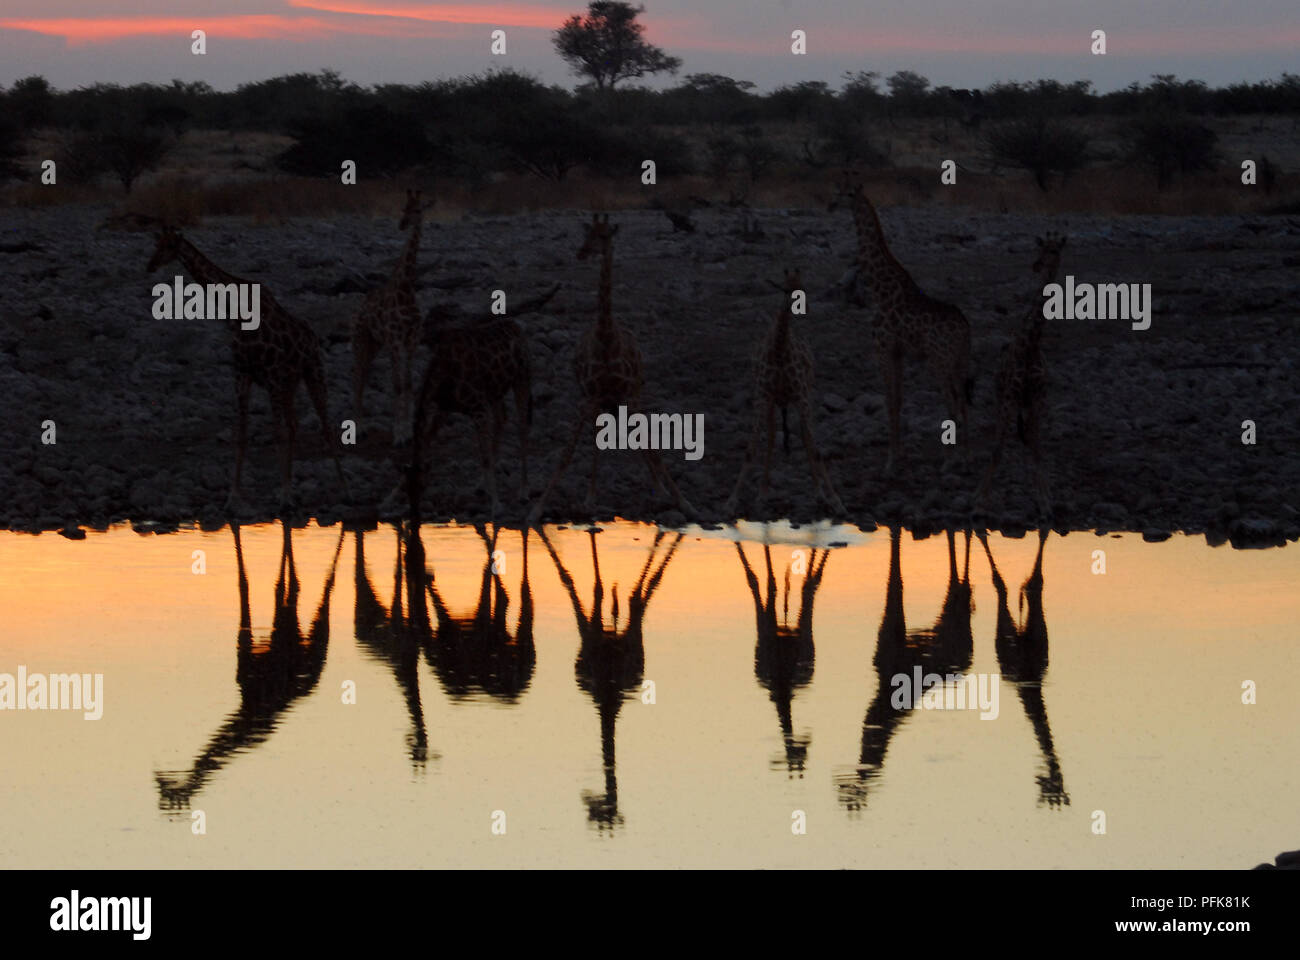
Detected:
[
  {"left": 0, "top": 13, "right": 451, "bottom": 46},
  {"left": 287, "top": 2, "right": 568, "bottom": 29},
  {"left": 664, "top": 24, "right": 1300, "bottom": 57}
]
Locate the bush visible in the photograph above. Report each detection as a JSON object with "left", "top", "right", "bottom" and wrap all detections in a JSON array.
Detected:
[
  {"left": 986, "top": 115, "right": 1089, "bottom": 190},
  {"left": 278, "top": 104, "right": 429, "bottom": 177},
  {"left": 100, "top": 126, "right": 172, "bottom": 193},
  {"left": 492, "top": 109, "right": 611, "bottom": 181},
  {"left": 56, "top": 125, "right": 172, "bottom": 192},
  {"left": 589, "top": 126, "right": 695, "bottom": 179},
  {"left": 0, "top": 111, "right": 27, "bottom": 181},
  {"left": 807, "top": 102, "right": 887, "bottom": 167},
  {"left": 8, "top": 76, "right": 54, "bottom": 127},
  {"left": 1124, "top": 113, "right": 1218, "bottom": 189}
]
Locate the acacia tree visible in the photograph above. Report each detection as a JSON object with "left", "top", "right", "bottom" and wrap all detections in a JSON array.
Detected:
[{"left": 553, "top": 2, "right": 681, "bottom": 90}]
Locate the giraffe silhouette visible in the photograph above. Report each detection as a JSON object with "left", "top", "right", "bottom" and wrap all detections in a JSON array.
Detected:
[
  {"left": 537, "top": 526, "right": 683, "bottom": 830},
  {"left": 735, "top": 541, "right": 831, "bottom": 777},
  {"left": 155, "top": 522, "right": 343, "bottom": 810},
  {"left": 352, "top": 189, "right": 429, "bottom": 446},
  {"left": 146, "top": 227, "right": 349, "bottom": 511},
  {"left": 527, "top": 214, "right": 695, "bottom": 524},
  {"left": 726, "top": 268, "right": 845, "bottom": 515},
  {"left": 830, "top": 170, "right": 974, "bottom": 476},
  {"left": 976, "top": 233, "right": 1068, "bottom": 517},
  {"left": 353, "top": 524, "right": 442, "bottom": 769},
  {"left": 422, "top": 525, "right": 536, "bottom": 704},
  {"left": 978, "top": 529, "right": 1069, "bottom": 808},
  {"left": 396, "top": 313, "right": 532, "bottom": 521},
  {"left": 835, "top": 526, "right": 974, "bottom": 811}
]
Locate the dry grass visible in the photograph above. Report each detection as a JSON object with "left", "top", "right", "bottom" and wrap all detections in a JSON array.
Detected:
[{"left": 3, "top": 115, "right": 1295, "bottom": 221}]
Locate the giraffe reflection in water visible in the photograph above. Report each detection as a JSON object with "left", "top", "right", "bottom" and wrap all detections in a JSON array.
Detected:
[
  {"left": 356, "top": 523, "right": 536, "bottom": 769},
  {"left": 423, "top": 525, "right": 536, "bottom": 704},
  {"left": 353, "top": 524, "right": 438, "bottom": 769},
  {"left": 538, "top": 527, "right": 683, "bottom": 831},
  {"left": 155, "top": 521, "right": 344, "bottom": 809},
  {"left": 979, "top": 529, "right": 1069, "bottom": 808},
  {"left": 836, "top": 526, "right": 974, "bottom": 811},
  {"left": 735, "top": 542, "right": 830, "bottom": 777}
]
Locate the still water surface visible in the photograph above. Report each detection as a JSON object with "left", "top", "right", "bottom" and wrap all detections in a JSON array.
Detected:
[{"left": 1, "top": 521, "right": 1297, "bottom": 868}]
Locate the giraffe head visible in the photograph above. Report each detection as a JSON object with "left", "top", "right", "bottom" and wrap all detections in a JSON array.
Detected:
[
  {"left": 146, "top": 224, "right": 183, "bottom": 273},
  {"left": 1032, "top": 232, "right": 1067, "bottom": 279},
  {"left": 399, "top": 189, "right": 425, "bottom": 231},
  {"left": 577, "top": 213, "right": 619, "bottom": 260},
  {"left": 828, "top": 167, "right": 865, "bottom": 211}
]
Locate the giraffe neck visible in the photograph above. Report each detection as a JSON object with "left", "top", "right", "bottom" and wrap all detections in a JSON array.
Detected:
[
  {"left": 174, "top": 238, "right": 254, "bottom": 333},
  {"left": 596, "top": 244, "right": 615, "bottom": 336},
  {"left": 1024, "top": 262, "right": 1061, "bottom": 343},
  {"left": 175, "top": 237, "right": 241, "bottom": 288},
  {"left": 772, "top": 300, "right": 793, "bottom": 353},
  {"left": 851, "top": 194, "right": 918, "bottom": 297},
  {"left": 395, "top": 215, "right": 422, "bottom": 289}
]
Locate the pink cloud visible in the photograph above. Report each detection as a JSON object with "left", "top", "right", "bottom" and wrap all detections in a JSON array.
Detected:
[
  {"left": 667, "top": 24, "right": 1300, "bottom": 57},
  {"left": 0, "top": 13, "right": 450, "bottom": 46},
  {"left": 287, "top": 1, "right": 569, "bottom": 29}
]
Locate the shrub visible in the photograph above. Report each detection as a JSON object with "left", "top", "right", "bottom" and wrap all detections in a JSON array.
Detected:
[
  {"left": 278, "top": 104, "right": 429, "bottom": 177},
  {"left": 1124, "top": 113, "right": 1218, "bottom": 189},
  {"left": 986, "top": 115, "right": 1089, "bottom": 190},
  {"left": 56, "top": 125, "right": 173, "bottom": 193},
  {"left": 0, "top": 111, "right": 26, "bottom": 181}
]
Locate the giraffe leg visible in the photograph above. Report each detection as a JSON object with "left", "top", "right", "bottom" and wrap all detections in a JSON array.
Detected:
[
  {"left": 476, "top": 403, "right": 505, "bottom": 519},
  {"left": 526, "top": 403, "right": 592, "bottom": 527},
  {"left": 304, "top": 361, "right": 351, "bottom": 503},
  {"left": 881, "top": 348, "right": 903, "bottom": 476},
  {"left": 757, "top": 400, "right": 776, "bottom": 505},
  {"left": 797, "top": 398, "right": 845, "bottom": 513},
  {"left": 1025, "top": 406, "right": 1052, "bottom": 518},
  {"left": 274, "top": 391, "right": 299, "bottom": 512},
  {"left": 586, "top": 421, "right": 601, "bottom": 509},
  {"left": 383, "top": 407, "right": 444, "bottom": 517},
  {"left": 351, "top": 322, "right": 376, "bottom": 426},
  {"left": 640, "top": 448, "right": 696, "bottom": 520},
  {"left": 225, "top": 376, "right": 252, "bottom": 513},
  {"left": 513, "top": 375, "right": 531, "bottom": 499},
  {"left": 974, "top": 420, "right": 1007, "bottom": 511},
  {"left": 389, "top": 340, "right": 415, "bottom": 447},
  {"left": 725, "top": 411, "right": 763, "bottom": 516},
  {"left": 943, "top": 363, "right": 970, "bottom": 465}
]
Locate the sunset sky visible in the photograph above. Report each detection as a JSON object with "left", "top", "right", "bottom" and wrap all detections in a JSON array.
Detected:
[{"left": 0, "top": 1, "right": 1295, "bottom": 92}]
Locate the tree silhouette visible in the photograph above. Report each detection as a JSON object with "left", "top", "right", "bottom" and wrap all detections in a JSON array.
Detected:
[{"left": 553, "top": 2, "right": 681, "bottom": 90}]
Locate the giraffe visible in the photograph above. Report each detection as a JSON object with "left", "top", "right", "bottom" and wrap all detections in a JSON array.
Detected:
[
  {"left": 735, "top": 541, "right": 830, "bottom": 777},
  {"left": 831, "top": 170, "right": 974, "bottom": 475},
  {"left": 353, "top": 524, "right": 441, "bottom": 768},
  {"left": 978, "top": 529, "right": 1069, "bottom": 807},
  {"left": 352, "top": 188, "right": 428, "bottom": 446},
  {"left": 146, "top": 226, "right": 349, "bottom": 511},
  {"left": 835, "top": 526, "right": 973, "bottom": 811},
  {"left": 155, "top": 522, "right": 343, "bottom": 809},
  {"left": 975, "top": 233, "right": 1068, "bottom": 517},
  {"left": 726, "top": 268, "right": 845, "bottom": 515},
  {"left": 393, "top": 313, "right": 532, "bottom": 520},
  {"left": 423, "top": 525, "right": 536, "bottom": 704},
  {"left": 527, "top": 214, "right": 696, "bottom": 524},
  {"left": 537, "top": 526, "right": 683, "bottom": 829}
]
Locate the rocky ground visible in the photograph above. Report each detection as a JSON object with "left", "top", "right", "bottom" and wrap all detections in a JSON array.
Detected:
[{"left": 1, "top": 203, "right": 1297, "bottom": 547}]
